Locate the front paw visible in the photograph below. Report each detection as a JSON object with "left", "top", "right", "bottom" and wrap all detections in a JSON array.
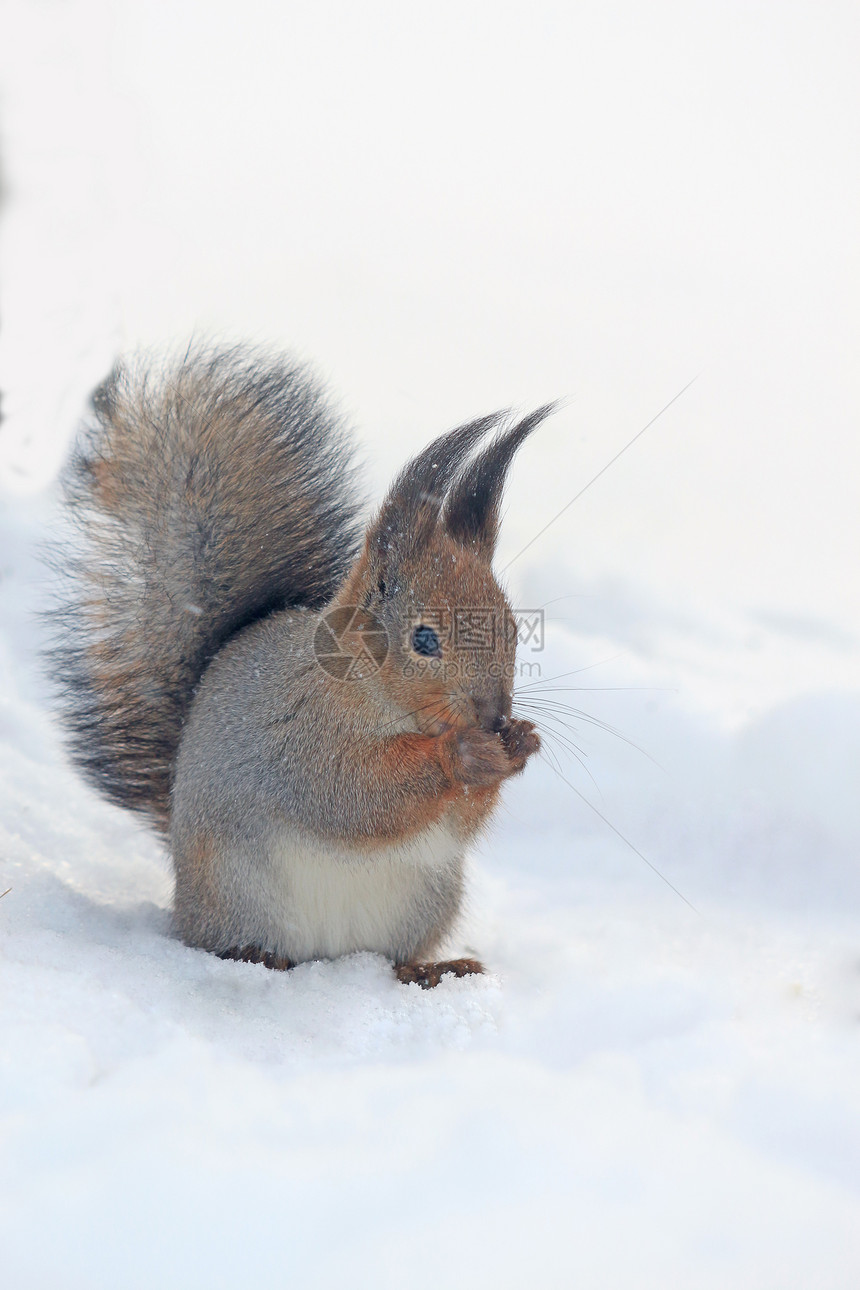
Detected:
[
  {"left": 443, "top": 726, "right": 513, "bottom": 787},
  {"left": 499, "top": 718, "right": 540, "bottom": 773}
]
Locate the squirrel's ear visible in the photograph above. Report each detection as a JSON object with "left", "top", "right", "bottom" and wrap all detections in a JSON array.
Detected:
[
  {"left": 369, "top": 411, "right": 506, "bottom": 563},
  {"left": 443, "top": 403, "right": 558, "bottom": 559}
]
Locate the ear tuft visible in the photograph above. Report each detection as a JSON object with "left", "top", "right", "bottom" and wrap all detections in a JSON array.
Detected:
[
  {"left": 443, "top": 403, "right": 558, "bottom": 557},
  {"left": 371, "top": 410, "right": 507, "bottom": 558}
]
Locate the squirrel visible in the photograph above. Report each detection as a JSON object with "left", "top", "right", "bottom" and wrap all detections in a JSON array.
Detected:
[{"left": 49, "top": 346, "right": 552, "bottom": 988}]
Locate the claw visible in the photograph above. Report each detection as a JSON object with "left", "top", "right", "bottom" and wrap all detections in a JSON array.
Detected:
[{"left": 394, "top": 957, "right": 485, "bottom": 989}]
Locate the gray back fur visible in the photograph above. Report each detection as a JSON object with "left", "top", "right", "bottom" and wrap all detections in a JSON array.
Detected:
[{"left": 47, "top": 345, "right": 363, "bottom": 834}]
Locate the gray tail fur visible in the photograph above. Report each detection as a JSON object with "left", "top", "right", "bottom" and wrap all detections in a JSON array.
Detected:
[{"left": 47, "top": 345, "right": 363, "bottom": 834}]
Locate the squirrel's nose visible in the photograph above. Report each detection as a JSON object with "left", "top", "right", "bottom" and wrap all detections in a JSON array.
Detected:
[{"left": 474, "top": 696, "right": 509, "bottom": 733}]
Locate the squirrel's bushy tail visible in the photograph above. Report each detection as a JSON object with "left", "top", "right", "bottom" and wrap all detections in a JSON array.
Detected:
[{"left": 49, "top": 345, "right": 363, "bottom": 834}]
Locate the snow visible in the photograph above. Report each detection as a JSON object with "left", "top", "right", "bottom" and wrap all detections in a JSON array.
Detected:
[
  {"left": 2, "top": 2, "right": 860, "bottom": 1287},
  {"left": 3, "top": 507, "right": 860, "bottom": 1290}
]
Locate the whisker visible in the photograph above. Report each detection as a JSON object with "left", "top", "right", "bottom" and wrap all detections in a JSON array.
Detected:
[
  {"left": 537, "top": 738, "right": 566, "bottom": 780},
  {"left": 515, "top": 697, "right": 661, "bottom": 767},
  {"left": 518, "top": 686, "right": 677, "bottom": 694},
  {"left": 500, "top": 373, "right": 699, "bottom": 573},
  {"left": 529, "top": 721, "right": 603, "bottom": 796},
  {"left": 545, "top": 760, "right": 699, "bottom": 915},
  {"left": 517, "top": 704, "right": 591, "bottom": 760},
  {"left": 516, "top": 657, "right": 624, "bottom": 692},
  {"left": 369, "top": 698, "right": 444, "bottom": 737},
  {"left": 535, "top": 592, "right": 591, "bottom": 611}
]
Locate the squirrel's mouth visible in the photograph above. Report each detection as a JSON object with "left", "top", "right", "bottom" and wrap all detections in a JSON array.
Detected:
[{"left": 415, "top": 693, "right": 511, "bottom": 738}]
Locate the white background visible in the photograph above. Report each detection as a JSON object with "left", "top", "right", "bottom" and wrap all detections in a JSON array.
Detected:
[{"left": 1, "top": 2, "right": 859, "bottom": 1286}]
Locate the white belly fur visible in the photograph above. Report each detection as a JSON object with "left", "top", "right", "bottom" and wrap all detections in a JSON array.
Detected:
[{"left": 258, "top": 818, "right": 465, "bottom": 962}]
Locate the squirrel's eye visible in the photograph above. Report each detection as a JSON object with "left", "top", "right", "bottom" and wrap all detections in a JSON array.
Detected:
[{"left": 411, "top": 624, "right": 441, "bottom": 657}]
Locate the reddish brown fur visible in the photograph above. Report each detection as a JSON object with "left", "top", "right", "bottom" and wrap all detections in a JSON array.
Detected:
[
  {"left": 394, "top": 959, "right": 485, "bottom": 988},
  {"left": 51, "top": 351, "right": 548, "bottom": 984}
]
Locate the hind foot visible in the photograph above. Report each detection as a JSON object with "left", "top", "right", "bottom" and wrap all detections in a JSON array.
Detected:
[
  {"left": 394, "top": 958, "right": 485, "bottom": 989},
  {"left": 218, "top": 945, "right": 294, "bottom": 971}
]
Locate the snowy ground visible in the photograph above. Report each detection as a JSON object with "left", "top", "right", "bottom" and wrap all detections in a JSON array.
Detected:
[
  {"left": 3, "top": 495, "right": 860, "bottom": 1288},
  {"left": 2, "top": 2, "right": 860, "bottom": 1287}
]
